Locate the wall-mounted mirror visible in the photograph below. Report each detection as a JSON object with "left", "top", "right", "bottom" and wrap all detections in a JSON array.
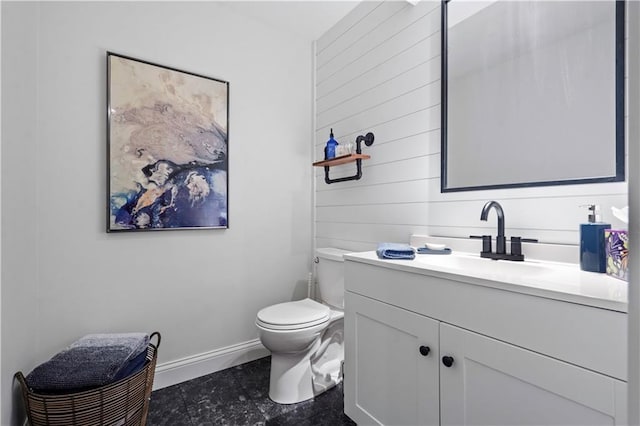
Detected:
[{"left": 441, "top": 0, "right": 625, "bottom": 192}]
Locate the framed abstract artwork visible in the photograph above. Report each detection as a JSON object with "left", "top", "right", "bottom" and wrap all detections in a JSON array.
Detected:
[{"left": 107, "top": 52, "right": 229, "bottom": 231}]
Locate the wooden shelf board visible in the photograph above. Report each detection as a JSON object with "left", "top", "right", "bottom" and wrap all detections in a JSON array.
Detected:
[{"left": 312, "top": 154, "right": 371, "bottom": 167}]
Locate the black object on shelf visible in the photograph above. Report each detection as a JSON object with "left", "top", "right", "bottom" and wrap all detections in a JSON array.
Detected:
[{"left": 320, "top": 132, "right": 374, "bottom": 184}]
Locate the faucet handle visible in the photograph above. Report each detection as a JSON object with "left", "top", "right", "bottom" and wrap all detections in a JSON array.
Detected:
[
  {"left": 470, "top": 235, "right": 492, "bottom": 253},
  {"left": 510, "top": 237, "right": 538, "bottom": 257}
]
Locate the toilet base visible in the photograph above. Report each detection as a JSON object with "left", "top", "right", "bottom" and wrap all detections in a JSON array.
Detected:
[
  {"left": 269, "top": 340, "right": 320, "bottom": 404},
  {"left": 267, "top": 319, "right": 344, "bottom": 405}
]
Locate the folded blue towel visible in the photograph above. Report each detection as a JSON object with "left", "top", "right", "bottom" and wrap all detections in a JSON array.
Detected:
[
  {"left": 376, "top": 243, "right": 415, "bottom": 260},
  {"left": 26, "top": 332, "right": 149, "bottom": 393}
]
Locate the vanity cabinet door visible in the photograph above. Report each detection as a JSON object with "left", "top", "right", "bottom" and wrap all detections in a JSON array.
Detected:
[
  {"left": 440, "top": 323, "right": 627, "bottom": 426},
  {"left": 344, "top": 292, "right": 440, "bottom": 426}
]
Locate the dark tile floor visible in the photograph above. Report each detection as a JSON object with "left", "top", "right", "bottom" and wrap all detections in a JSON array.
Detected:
[{"left": 148, "top": 356, "right": 356, "bottom": 426}]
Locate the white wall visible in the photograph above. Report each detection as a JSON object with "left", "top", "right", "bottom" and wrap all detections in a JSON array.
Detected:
[
  {"left": 315, "top": 0, "right": 628, "bottom": 254},
  {"left": 1, "top": 3, "right": 40, "bottom": 424},
  {"left": 1, "top": 2, "right": 313, "bottom": 425}
]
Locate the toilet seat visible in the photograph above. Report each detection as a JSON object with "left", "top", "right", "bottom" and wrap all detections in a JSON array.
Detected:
[{"left": 256, "top": 299, "right": 330, "bottom": 331}]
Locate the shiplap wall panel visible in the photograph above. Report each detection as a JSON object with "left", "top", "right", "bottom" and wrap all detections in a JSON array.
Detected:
[
  {"left": 317, "top": 222, "right": 431, "bottom": 245},
  {"left": 317, "top": 203, "right": 430, "bottom": 226},
  {"left": 317, "top": 4, "right": 440, "bottom": 97},
  {"left": 363, "top": 129, "right": 441, "bottom": 164},
  {"left": 316, "top": 237, "right": 373, "bottom": 253},
  {"left": 317, "top": 79, "right": 440, "bottom": 136},
  {"left": 314, "top": 0, "right": 628, "bottom": 252},
  {"left": 317, "top": 35, "right": 440, "bottom": 113},
  {"left": 316, "top": 1, "right": 380, "bottom": 54},
  {"left": 316, "top": 179, "right": 430, "bottom": 206},
  {"left": 317, "top": 1, "right": 407, "bottom": 70},
  {"left": 318, "top": 58, "right": 440, "bottom": 129},
  {"left": 317, "top": 1, "right": 435, "bottom": 82}
]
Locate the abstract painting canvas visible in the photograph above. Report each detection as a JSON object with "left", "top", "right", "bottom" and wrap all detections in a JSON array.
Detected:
[{"left": 107, "top": 52, "right": 229, "bottom": 231}]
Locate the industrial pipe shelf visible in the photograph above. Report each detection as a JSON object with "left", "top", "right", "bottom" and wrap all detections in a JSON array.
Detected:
[{"left": 312, "top": 132, "right": 374, "bottom": 184}]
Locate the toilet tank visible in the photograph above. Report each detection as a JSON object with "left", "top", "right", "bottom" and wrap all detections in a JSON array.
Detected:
[{"left": 316, "top": 248, "right": 350, "bottom": 309}]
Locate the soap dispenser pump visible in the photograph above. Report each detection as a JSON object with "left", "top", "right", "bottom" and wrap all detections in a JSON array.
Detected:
[
  {"left": 580, "top": 204, "right": 610, "bottom": 273},
  {"left": 325, "top": 129, "right": 339, "bottom": 160}
]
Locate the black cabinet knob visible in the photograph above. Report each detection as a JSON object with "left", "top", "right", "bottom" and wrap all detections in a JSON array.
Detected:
[
  {"left": 442, "top": 356, "right": 454, "bottom": 367},
  {"left": 419, "top": 346, "right": 431, "bottom": 356}
]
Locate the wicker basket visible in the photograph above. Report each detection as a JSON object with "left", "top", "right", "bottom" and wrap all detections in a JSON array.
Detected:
[{"left": 15, "top": 332, "right": 161, "bottom": 426}]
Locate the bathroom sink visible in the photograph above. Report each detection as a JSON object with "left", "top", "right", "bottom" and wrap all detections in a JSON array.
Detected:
[
  {"left": 414, "top": 252, "right": 554, "bottom": 277},
  {"left": 411, "top": 252, "right": 591, "bottom": 295},
  {"left": 410, "top": 251, "right": 625, "bottom": 306}
]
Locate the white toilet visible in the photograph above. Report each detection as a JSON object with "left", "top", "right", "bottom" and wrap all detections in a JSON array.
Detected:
[{"left": 256, "top": 247, "right": 349, "bottom": 404}]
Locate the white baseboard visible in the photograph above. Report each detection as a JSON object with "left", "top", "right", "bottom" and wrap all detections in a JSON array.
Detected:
[{"left": 152, "top": 339, "right": 269, "bottom": 390}]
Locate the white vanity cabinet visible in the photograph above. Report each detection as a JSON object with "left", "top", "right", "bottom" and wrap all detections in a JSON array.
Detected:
[
  {"left": 344, "top": 255, "right": 628, "bottom": 426},
  {"left": 344, "top": 292, "right": 439, "bottom": 425},
  {"left": 440, "top": 323, "right": 627, "bottom": 426}
]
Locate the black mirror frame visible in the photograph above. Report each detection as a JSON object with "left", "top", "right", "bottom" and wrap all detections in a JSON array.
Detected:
[{"left": 440, "top": 0, "right": 626, "bottom": 193}]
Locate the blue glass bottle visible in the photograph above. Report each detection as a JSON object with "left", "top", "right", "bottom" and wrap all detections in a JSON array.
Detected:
[
  {"left": 325, "top": 129, "right": 339, "bottom": 159},
  {"left": 580, "top": 205, "right": 610, "bottom": 273}
]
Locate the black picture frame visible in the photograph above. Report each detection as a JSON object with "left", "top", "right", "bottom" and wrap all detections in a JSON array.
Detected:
[{"left": 107, "top": 52, "right": 229, "bottom": 231}]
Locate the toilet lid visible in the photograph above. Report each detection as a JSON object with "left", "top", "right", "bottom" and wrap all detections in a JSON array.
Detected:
[{"left": 257, "top": 299, "right": 330, "bottom": 330}]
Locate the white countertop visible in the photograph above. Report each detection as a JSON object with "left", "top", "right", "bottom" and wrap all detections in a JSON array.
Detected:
[{"left": 344, "top": 251, "right": 628, "bottom": 313}]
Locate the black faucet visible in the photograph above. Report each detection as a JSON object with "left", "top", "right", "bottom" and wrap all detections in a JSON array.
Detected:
[
  {"left": 471, "top": 200, "right": 538, "bottom": 261},
  {"left": 480, "top": 201, "right": 506, "bottom": 254}
]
